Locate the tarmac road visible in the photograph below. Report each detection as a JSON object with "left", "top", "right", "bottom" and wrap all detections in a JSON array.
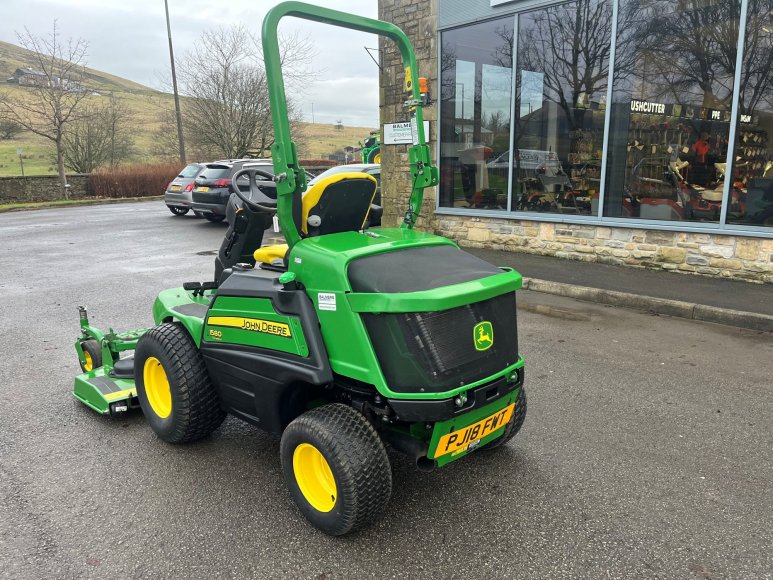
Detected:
[{"left": 0, "top": 202, "right": 771, "bottom": 579}]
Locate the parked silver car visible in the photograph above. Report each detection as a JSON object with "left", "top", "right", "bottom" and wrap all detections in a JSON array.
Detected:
[{"left": 164, "top": 163, "right": 206, "bottom": 217}]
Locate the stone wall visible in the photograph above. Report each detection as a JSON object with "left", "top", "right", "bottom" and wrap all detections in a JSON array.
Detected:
[
  {"left": 378, "top": 0, "right": 439, "bottom": 229},
  {"left": 436, "top": 216, "right": 773, "bottom": 283},
  {"left": 0, "top": 174, "right": 91, "bottom": 203}
]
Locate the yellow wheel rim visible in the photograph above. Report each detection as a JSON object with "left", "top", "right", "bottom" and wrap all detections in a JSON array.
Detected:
[
  {"left": 373, "top": 152, "right": 381, "bottom": 164},
  {"left": 143, "top": 356, "right": 172, "bottom": 419},
  {"left": 83, "top": 351, "right": 93, "bottom": 372},
  {"left": 293, "top": 443, "right": 337, "bottom": 512}
]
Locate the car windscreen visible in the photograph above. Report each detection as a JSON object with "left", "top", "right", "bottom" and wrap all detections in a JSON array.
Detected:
[
  {"left": 178, "top": 164, "right": 202, "bottom": 178},
  {"left": 198, "top": 166, "right": 231, "bottom": 180}
]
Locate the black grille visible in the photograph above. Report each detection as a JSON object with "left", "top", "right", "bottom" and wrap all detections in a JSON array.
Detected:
[{"left": 363, "top": 292, "right": 518, "bottom": 393}]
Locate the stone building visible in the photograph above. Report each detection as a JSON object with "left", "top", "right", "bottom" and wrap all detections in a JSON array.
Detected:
[{"left": 378, "top": 0, "right": 773, "bottom": 283}]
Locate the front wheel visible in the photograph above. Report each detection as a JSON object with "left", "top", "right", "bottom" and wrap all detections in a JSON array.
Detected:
[
  {"left": 280, "top": 404, "right": 392, "bottom": 536},
  {"left": 79, "top": 339, "right": 102, "bottom": 372},
  {"left": 168, "top": 206, "right": 189, "bottom": 216},
  {"left": 134, "top": 322, "right": 226, "bottom": 443}
]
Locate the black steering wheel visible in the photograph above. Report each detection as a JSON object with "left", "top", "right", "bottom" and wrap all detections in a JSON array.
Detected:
[{"left": 230, "top": 167, "right": 279, "bottom": 212}]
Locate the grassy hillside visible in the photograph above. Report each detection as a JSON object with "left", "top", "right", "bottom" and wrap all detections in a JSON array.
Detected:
[{"left": 0, "top": 40, "right": 376, "bottom": 176}]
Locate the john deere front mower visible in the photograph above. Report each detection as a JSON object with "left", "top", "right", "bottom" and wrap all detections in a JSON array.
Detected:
[{"left": 72, "top": 2, "right": 526, "bottom": 536}]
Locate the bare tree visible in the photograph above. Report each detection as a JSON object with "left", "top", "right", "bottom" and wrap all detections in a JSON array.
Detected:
[
  {"left": 62, "top": 95, "right": 133, "bottom": 173},
  {"left": 175, "top": 25, "right": 313, "bottom": 160},
  {"left": 0, "top": 21, "right": 89, "bottom": 197},
  {"left": 0, "top": 120, "right": 23, "bottom": 140}
]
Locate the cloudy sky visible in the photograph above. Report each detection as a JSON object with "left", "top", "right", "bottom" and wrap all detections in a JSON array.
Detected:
[{"left": 0, "top": 0, "right": 380, "bottom": 127}]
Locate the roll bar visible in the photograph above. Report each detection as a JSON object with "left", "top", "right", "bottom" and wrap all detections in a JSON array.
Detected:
[{"left": 262, "top": 1, "right": 438, "bottom": 248}]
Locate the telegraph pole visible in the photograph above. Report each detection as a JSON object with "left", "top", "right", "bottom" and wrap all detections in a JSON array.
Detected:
[{"left": 164, "top": 0, "right": 186, "bottom": 164}]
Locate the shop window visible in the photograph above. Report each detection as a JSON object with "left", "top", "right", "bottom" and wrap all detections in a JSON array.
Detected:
[
  {"left": 604, "top": 0, "right": 741, "bottom": 223},
  {"left": 439, "top": 18, "right": 514, "bottom": 210},
  {"left": 726, "top": 0, "right": 773, "bottom": 228},
  {"left": 511, "top": 0, "right": 613, "bottom": 216}
]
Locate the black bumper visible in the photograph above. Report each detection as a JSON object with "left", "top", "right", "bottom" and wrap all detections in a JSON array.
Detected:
[{"left": 387, "top": 366, "right": 524, "bottom": 423}]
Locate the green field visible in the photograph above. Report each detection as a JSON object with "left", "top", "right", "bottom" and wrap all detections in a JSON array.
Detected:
[{"left": 0, "top": 40, "right": 375, "bottom": 176}]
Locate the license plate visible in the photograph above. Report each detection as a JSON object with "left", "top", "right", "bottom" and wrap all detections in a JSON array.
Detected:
[
  {"left": 196, "top": 186, "right": 209, "bottom": 192},
  {"left": 170, "top": 185, "right": 182, "bottom": 191},
  {"left": 434, "top": 403, "right": 514, "bottom": 458}
]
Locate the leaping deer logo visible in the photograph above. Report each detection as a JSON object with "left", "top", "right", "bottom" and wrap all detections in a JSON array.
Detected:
[{"left": 474, "top": 321, "right": 494, "bottom": 351}]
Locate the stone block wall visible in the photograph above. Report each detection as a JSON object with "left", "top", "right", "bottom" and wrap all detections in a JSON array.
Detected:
[
  {"left": 0, "top": 174, "right": 91, "bottom": 203},
  {"left": 378, "top": 0, "right": 439, "bottom": 229},
  {"left": 436, "top": 216, "right": 773, "bottom": 283}
]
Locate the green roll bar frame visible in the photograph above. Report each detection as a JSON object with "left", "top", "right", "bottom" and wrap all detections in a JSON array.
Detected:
[{"left": 262, "top": 1, "right": 439, "bottom": 249}]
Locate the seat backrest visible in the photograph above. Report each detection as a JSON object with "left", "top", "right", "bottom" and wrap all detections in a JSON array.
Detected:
[{"left": 301, "top": 172, "right": 378, "bottom": 237}]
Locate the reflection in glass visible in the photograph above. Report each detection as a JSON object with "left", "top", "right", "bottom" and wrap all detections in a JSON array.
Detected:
[
  {"left": 512, "top": 0, "right": 612, "bottom": 215},
  {"left": 604, "top": 0, "right": 741, "bottom": 222},
  {"left": 439, "top": 18, "right": 513, "bottom": 210},
  {"left": 727, "top": 0, "right": 773, "bottom": 227}
]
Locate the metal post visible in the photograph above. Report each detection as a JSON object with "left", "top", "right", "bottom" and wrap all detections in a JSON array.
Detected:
[
  {"left": 165, "top": 0, "right": 186, "bottom": 164},
  {"left": 17, "top": 148, "right": 24, "bottom": 177}
]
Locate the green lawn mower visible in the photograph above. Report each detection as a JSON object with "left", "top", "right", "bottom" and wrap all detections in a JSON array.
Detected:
[
  {"left": 360, "top": 130, "right": 381, "bottom": 164},
  {"left": 72, "top": 2, "right": 526, "bottom": 536}
]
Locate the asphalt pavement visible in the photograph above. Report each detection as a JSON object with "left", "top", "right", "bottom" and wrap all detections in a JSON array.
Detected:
[{"left": 0, "top": 201, "right": 771, "bottom": 579}]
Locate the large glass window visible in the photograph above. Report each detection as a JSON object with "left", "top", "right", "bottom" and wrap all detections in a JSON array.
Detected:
[
  {"left": 512, "top": 0, "right": 613, "bottom": 215},
  {"left": 439, "top": 18, "right": 514, "bottom": 210},
  {"left": 604, "top": 0, "right": 741, "bottom": 222},
  {"left": 727, "top": 0, "right": 773, "bottom": 228}
]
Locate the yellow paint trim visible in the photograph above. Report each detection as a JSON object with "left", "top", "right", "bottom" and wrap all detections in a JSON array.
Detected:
[
  {"left": 301, "top": 172, "right": 377, "bottom": 234},
  {"left": 104, "top": 388, "right": 137, "bottom": 402},
  {"left": 207, "top": 316, "right": 292, "bottom": 338},
  {"left": 293, "top": 443, "right": 337, "bottom": 512},
  {"left": 253, "top": 243, "right": 289, "bottom": 265}
]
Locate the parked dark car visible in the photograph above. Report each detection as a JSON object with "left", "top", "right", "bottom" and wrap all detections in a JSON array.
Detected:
[
  {"left": 191, "top": 159, "right": 274, "bottom": 222},
  {"left": 307, "top": 163, "right": 382, "bottom": 226},
  {"left": 164, "top": 163, "right": 206, "bottom": 216}
]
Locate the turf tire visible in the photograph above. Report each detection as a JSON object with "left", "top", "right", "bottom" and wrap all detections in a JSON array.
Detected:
[
  {"left": 79, "top": 339, "right": 102, "bottom": 372},
  {"left": 168, "top": 206, "right": 190, "bottom": 216},
  {"left": 485, "top": 387, "right": 527, "bottom": 450},
  {"left": 134, "top": 322, "right": 226, "bottom": 443},
  {"left": 280, "top": 404, "right": 392, "bottom": 536},
  {"left": 366, "top": 146, "right": 381, "bottom": 164},
  {"left": 204, "top": 214, "right": 226, "bottom": 223}
]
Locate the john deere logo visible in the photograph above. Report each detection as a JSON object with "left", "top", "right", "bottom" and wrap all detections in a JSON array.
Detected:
[{"left": 474, "top": 321, "right": 494, "bottom": 351}]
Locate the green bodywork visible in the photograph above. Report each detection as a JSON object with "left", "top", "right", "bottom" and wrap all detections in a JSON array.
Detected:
[
  {"left": 360, "top": 130, "right": 380, "bottom": 163},
  {"left": 72, "top": 2, "right": 524, "bottom": 469}
]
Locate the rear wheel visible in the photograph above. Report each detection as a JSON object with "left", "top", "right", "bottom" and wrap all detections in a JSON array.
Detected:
[
  {"left": 280, "top": 404, "right": 392, "bottom": 536},
  {"left": 204, "top": 214, "right": 225, "bottom": 223},
  {"left": 79, "top": 339, "right": 102, "bottom": 372},
  {"left": 168, "top": 206, "right": 189, "bottom": 216},
  {"left": 485, "top": 387, "right": 527, "bottom": 450},
  {"left": 367, "top": 147, "right": 381, "bottom": 164},
  {"left": 134, "top": 322, "right": 226, "bottom": 443}
]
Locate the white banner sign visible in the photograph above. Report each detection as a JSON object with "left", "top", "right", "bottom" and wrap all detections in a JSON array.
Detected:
[{"left": 383, "top": 121, "right": 430, "bottom": 145}]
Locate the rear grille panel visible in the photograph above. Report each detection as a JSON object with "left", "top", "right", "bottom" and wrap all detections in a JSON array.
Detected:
[{"left": 363, "top": 292, "right": 518, "bottom": 393}]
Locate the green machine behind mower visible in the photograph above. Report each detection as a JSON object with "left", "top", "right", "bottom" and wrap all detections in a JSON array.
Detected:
[{"left": 72, "top": 2, "right": 526, "bottom": 536}]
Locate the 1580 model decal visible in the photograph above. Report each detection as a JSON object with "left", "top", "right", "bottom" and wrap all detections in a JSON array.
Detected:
[{"left": 207, "top": 316, "right": 292, "bottom": 338}]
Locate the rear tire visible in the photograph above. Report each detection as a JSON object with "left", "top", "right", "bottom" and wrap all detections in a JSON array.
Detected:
[
  {"left": 134, "top": 322, "right": 226, "bottom": 443},
  {"left": 204, "top": 214, "right": 225, "bottom": 223},
  {"left": 367, "top": 146, "right": 381, "bottom": 164},
  {"left": 280, "top": 404, "right": 392, "bottom": 536},
  {"left": 79, "top": 339, "right": 102, "bottom": 372},
  {"left": 168, "top": 206, "right": 190, "bottom": 216},
  {"left": 485, "top": 387, "right": 527, "bottom": 450}
]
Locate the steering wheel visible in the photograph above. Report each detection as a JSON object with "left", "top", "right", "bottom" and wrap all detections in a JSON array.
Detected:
[{"left": 230, "top": 167, "right": 279, "bottom": 212}]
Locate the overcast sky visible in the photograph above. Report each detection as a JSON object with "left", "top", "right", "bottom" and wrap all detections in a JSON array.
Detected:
[{"left": 0, "top": 0, "right": 380, "bottom": 127}]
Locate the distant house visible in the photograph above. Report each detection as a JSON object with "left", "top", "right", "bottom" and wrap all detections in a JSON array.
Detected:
[{"left": 9, "top": 67, "right": 82, "bottom": 91}]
